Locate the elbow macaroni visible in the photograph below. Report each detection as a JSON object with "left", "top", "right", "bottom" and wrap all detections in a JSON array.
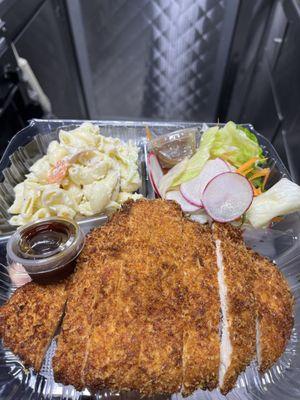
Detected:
[{"left": 8, "top": 122, "right": 142, "bottom": 225}]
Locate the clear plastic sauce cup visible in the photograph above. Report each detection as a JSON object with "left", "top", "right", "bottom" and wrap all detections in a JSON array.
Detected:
[{"left": 6, "top": 217, "right": 85, "bottom": 284}]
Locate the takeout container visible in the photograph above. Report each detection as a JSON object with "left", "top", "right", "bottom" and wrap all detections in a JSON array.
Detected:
[
  {"left": 0, "top": 120, "right": 149, "bottom": 237},
  {"left": 0, "top": 119, "right": 296, "bottom": 239},
  {"left": 6, "top": 217, "right": 85, "bottom": 283},
  {"left": 0, "top": 119, "right": 299, "bottom": 400}
]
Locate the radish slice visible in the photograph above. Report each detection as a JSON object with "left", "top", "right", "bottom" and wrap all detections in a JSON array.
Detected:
[
  {"left": 180, "top": 158, "right": 230, "bottom": 207},
  {"left": 148, "top": 152, "right": 163, "bottom": 196},
  {"left": 166, "top": 190, "right": 201, "bottom": 213},
  {"left": 202, "top": 172, "right": 253, "bottom": 222},
  {"left": 180, "top": 187, "right": 203, "bottom": 207},
  {"left": 149, "top": 172, "right": 160, "bottom": 196}
]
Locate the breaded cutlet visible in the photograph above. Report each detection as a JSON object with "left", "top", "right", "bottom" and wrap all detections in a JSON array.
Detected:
[
  {"left": 83, "top": 200, "right": 220, "bottom": 395},
  {"left": 84, "top": 199, "right": 185, "bottom": 395},
  {"left": 251, "top": 252, "right": 293, "bottom": 373},
  {"left": 53, "top": 218, "right": 130, "bottom": 390},
  {"left": 125, "top": 200, "right": 184, "bottom": 395},
  {"left": 92, "top": 254, "right": 145, "bottom": 392},
  {"left": 213, "top": 223, "right": 256, "bottom": 395},
  {"left": 82, "top": 254, "right": 125, "bottom": 392},
  {"left": 0, "top": 281, "right": 67, "bottom": 371},
  {"left": 52, "top": 254, "right": 100, "bottom": 389},
  {"left": 182, "top": 220, "right": 220, "bottom": 394},
  {"left": 135, "top": 253, "right": 183, "bottom": 395},
  {"left": 0, "top": 199, "right": 294, "bottom": 398}
]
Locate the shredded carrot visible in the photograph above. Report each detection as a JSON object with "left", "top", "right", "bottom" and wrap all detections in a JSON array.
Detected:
[
  {"left": 253, "top": 187, "right": 262, "bottom": 196},
  {"left": 236, "top": 157, "right": 259, "bottom": 174},
  {"left": 249, "top": 168, "right": 270, "bottom": 181},
  {"left": 262, "top": 169, "right": 271, "bottom": 190},
  {"left": 271, "top": 216, "right": 283, "bottom": 223},
  {"left": 250, "top": 182, "right": 261, "bottom": 197},
  {"left": 239, "top": 167, "right": 253, "bottom": 176},
  {"left": 47, "top": 160, "right": 69, "bottom": 183},
  {"left": 145, "top": 126, "right": 152, "bottom": 141}
]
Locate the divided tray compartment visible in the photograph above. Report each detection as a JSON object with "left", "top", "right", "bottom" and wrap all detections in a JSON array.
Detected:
[{"left": 0, "top": 119, "right": 299, "bottom": 400}]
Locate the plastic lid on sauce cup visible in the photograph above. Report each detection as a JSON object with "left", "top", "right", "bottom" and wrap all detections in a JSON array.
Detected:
[{"left": 6, "top": 217, "right": 85, "bottom": 283}]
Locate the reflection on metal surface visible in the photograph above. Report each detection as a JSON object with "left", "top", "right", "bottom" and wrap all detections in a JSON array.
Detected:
[
  {"left": 68, "top": 0, "right": 238, "bottom": 120},
  {"left": 226, "top": 0, "right": 300, "bottom": 182}
]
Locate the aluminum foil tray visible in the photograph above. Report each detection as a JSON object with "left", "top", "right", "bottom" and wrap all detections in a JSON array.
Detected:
[{"left": 0, "top": 119, "right": 299, "bottom": 400}]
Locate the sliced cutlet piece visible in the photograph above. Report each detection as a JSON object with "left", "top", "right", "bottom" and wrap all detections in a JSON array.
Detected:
[
  {"left": 83, "top": 200, "right": 144, "bottom": 392},
  {"left": 84, "top": 199, "right": 185, "bottom": 395},
  {"left": 52, "top": 239, "right": 101, "bottom": 390},
  {"left": 182, "top": 221, "right": 220, "bottom": 395},
  {"left": 102, "top": 253, "right": 145, "bottom": 391},
  {"left": 132, "top": 200, "right": 184, "bottom": 395},
  {"left": 137, "top": 251, "right": 184, "bottom": 396},
  {"left": 213, "top": 223, "right": 256, "bottom": 395},
  {"left": 117, "top": 198, "right": 184, "bottom": 247},
  {"left": 0, "top": 280, "right": 67, "bottom": 371},
  {"left": 84, "top": 253, "right": 146, "bottom": 393},
  {"left": 53, "top": 218, "right": 129, "bottom": 391},
  {"left": 82, "top": 255, "right": 124, "bottom": 392},
  {"left": 251, "top": 252, "right": 293, "bottom": 372}
]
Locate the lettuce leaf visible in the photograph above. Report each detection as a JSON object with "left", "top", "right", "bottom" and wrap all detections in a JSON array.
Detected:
[
  {"left": 171, "top": 126, "right": 219, "bottom": 186},
  {"left": 211, "top": 121, "right": 263, "bottom": 167},
  {"left": 238, "top": 125, "right": 258, "bottom": 142},
  {"left": 158, "top": 158, "right": 188, "bottom": 198},
  {"left": 246, "top": 178, "right": 300, "bottom": 228},
  {"left": 159, "top": 121, "right": 264, "bottom": 194}
]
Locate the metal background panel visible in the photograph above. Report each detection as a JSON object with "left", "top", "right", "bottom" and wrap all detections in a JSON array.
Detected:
[
  {"left": 14, "top": 0, "right": 87, "bottom": 119},
  {"left": 221, "top": 0, "right": 274, "bottom": 122},
  {"left": 68, "top": 0, "right": 239, "bottom": 120},
  {"left": 0, "top": 0, "right": 45, "bottom": 41},
  {"left": 225, "top": 0, "right": 300, "bottom": 181}
]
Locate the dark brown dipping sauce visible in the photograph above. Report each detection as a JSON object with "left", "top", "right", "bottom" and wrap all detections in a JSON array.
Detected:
[
  {"left": 34, "top": 258, "right": 77, "bottom": 283},
  {"left": 7, "top": 217, "right": 85, "bottom": 284},
  {"left": 18, "top": 222, "right": 75, "bottom": 259}
]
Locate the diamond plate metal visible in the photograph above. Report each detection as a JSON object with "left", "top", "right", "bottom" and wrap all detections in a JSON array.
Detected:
[{"left": 77, "top": 0, "right": 238, "bottom": 120}]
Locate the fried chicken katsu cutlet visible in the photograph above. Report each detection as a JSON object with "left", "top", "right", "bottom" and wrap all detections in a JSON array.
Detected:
[
  {"left": 56, "top": 200, "right": 190, "bottom": 394},
  {"left": 0, "top": 280, "right": 67, "bottom": 371},
  {"left": 53, "top": 219, "right": 130, "bottom": 389},
  {"left": 252, "top": 251, "right": 293, "bottom": 373},
  {"left": 182, "top": 221, "right": 220, "bottom": 394},
  {"left": 213, "top": 223, "right": 256, "bottom": 394},
  {"left": 0, "top": 199, "right": 294, "bottom": 397}
]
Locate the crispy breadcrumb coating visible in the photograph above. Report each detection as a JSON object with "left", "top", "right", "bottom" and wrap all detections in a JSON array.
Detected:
[
  {"left": 213, "top": 223, "right": 256, "bottom": 395},
  {"left": 251, "top": 251, "right": 294, "bottom": 372},
  {"left": 182, "top": 221, "right": 220, "bottom": 394},
  {"left": 84, "top": 200, "right": 185, "bottom": 395},
  {"left": 53, "top": 219, "right": 129, "bottom": 390},
  {"left": 0, "top": 281, "right": 67, "bottom": 371},
  {"left": 0, "top": 199, "right": 294, "bottom": 398}
]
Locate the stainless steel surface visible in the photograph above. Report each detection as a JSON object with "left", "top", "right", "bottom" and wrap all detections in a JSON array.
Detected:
[
  {"left": 13, "top": 0, "right": 87, "bottom": 119},
  {"left": 66, "top": 0, "right": 97, "bottom": 119},
  {"left": 226, "top": 0, "right": 300, "bottom": 182},
  {"left": 0, "top": 0, "right": 44, "bottom": 40},
  {"left": 1, "top": 0, "right": 298, "bottom": 180},
  {"left": 67, "top": 0, "right": 239, "bottom": 120}
]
